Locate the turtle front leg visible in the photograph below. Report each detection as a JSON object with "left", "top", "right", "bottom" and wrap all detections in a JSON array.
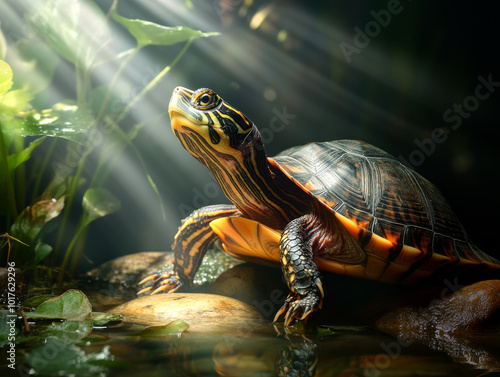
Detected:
[
  {"left": 138, "top": 204, "right": 240, "bottom": 295},
  {"left": 274, "top": 215, "right": 324, "bottom": 326}
]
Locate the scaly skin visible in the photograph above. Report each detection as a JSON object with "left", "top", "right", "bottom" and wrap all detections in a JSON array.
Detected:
[
  {"left": 138, "top": 204, "right": 240, "bottom": 295},
  {"left": 274, "top": 215, "right": 324, "bottom": 326}
]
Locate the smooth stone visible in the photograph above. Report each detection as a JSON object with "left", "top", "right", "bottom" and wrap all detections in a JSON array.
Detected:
[{"left": 108, "top": 293, "right": 264, "bottom": 332}]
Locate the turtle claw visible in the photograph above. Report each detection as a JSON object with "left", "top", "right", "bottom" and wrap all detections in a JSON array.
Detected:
[
  {"left": 274, "top": 293, "right": 323, "bottom": 327},
  {"left": 137, "top": 265, "right": 184, "bottom": 296}
]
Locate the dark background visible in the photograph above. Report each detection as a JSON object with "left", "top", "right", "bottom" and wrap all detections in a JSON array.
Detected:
[{"left": 1, "top": 0, "right": 499, "bottom": 269}]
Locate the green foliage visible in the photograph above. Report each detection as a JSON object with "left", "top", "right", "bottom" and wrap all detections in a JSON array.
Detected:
[
  {"left": 26, "top": 0, "right": 109, "bottom": 70},
  {"left": 0, "top": 1, "right": 220, "bottom": 287},
  {"left": 24, "top": 289, "right": 92, "bottom": 321},
  {"left": 136, "top": 319, "right": 190, "bottom": 338},
  {"left": 0, "top": 59, "right": 12, "bottom": 94},
  {"left": 25, "top": 340, "right": 113, "bottom": 375},
  {"left": 112, "top": 11, "right": 219, "bottom": 47}
]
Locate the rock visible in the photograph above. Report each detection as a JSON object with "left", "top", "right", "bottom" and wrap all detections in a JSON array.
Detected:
[
  {"left": 376, "top": 280, "right": 500, "bottom": 337},
  {"left": 86, "top": 251, "right": 174, "bottom": 288},
  {"left": 375, "top": 280, "right": 500, "bottom": 369},
  {"left": 108, "top": 293, "right": 264, "bottom": 332},
  {"left": 210, "top": 263, "right": 287, "bottom": 318}
]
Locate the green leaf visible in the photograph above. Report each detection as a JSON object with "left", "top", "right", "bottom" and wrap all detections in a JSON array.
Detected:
[
  {"left": 26, "top": 0, "right": 109, "bottom": 69},
  {"left": 24, "top": 290, "right": 92, "bottom": 321},
  {"left": 81, "top": 188, "right": 121, "bottom": 227},
  {"left": 112, "top": 11, "right": 219, "bottom": 47},
  {"left": 91, "top": 312, "right": 123, "bottom": 327},
  {"left": 0, "top": 88, "right": 34, "bottom": 114},
  {"left": 137, "top": 319, "right": 190, "bottom": 338},
  {"left": 0, "top": 59, "right": 13, "bottom": 96},
  {"left": 5, "top": 136, "right": 45, "bottom": 173},
  {"left": 1, "top": 101, "right": 95, "bottom": 144},
  {"left": 23, "top": 295, "right": 58, "bottom": 308},
  {"left": 25, "top": 340, "right": 112, "bottom": 375}
]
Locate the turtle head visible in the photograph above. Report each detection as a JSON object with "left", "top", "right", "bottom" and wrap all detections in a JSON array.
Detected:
[
  {"left": 168, "top": 87, "right": 265, "bottom": 167},
  {"left": 169, "top": 86, "right": 308, "bottom": 226}
]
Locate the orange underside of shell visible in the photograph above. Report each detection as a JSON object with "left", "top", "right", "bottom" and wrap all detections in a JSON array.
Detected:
[{"left": 209, "top": 215, "right": 497, "bottom": 284}]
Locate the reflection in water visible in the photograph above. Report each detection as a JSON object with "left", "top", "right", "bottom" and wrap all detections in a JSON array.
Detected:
[{"left": 91, "top": 322, "right": 498, "bottom": 377}]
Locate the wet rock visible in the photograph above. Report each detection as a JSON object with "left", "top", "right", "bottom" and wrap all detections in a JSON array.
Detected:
[
  {"left": 376, "top": 280, "right": 500, "bottom": 336},
  {"left": 375, "top": 280, "right": 500, "bottom": 369},
  {"left": 108, "top": 293, "right": 264, "bottom": 332},
  {"left": 82, "top": 252, "right": 174, "bottom": 309},
  {"left": 85, "top": 251, "right": 174, "bottom": 289}
]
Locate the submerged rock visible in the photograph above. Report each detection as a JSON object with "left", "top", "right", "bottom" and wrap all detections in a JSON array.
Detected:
[{"left": 108, "top": 293, "right": 264, "bottom": 332}]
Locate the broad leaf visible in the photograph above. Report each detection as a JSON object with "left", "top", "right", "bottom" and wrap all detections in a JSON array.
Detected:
[
  {"left": 112, "top": 11, "right": 219, "bottom": 47},
  {"left": 26, "top": 0, "right": 109, "bottom": 69},
  {"left": 81, "top": 188, "right": 121, "bottom": 227},
  {"left": 0, "top": 88, "right": 34, "bottom": 115},
  {"left": 24, "top": 289, "right": 92, "bottom": 321},
  {"left": 1, "top": 101, "right": 95, "bottom": 144},
  {"left": 0, "top": 59, "right": 13, "bottom": 96}
]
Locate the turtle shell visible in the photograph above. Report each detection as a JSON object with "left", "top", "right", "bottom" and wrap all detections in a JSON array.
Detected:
[
  {"left": 211, "top": 140, "right": 500, "bottom": 284},
  {"left": 268, "top": 140, "right": 500, "bottom": 283}
]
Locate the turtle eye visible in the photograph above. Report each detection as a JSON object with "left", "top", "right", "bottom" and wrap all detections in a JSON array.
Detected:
[{"left": 191, "top": 89, "right": 221, "bottom": 111}]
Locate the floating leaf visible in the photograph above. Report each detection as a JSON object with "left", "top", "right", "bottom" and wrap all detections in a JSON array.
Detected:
[
  {"left": 137, "top": 319, "right": 190, "bottom": 338},
  {"left": 91, "top": 312, "right": 123, "bottom": 327},
  {"left": 25, "top": 340, "right": 112, "bottom": 375},
  {"left": 24, "top": 289, "right": 92, "bottom": 321},
  {"left": 81, "top": 188, "right": 121, "bottom": 227},
  {"left": 112, "top": 11, "right": 219, "bottom": 47},
  {"left": 0, "top": 59, "right": 12, "bottom": 96}
]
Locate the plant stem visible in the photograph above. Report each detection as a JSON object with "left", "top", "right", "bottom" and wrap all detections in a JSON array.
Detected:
[
  {"left": 95, "top": 47, "right": 141, "bottom": 126},
  {"left": 33, "top": 138, "right": 57, "bottom": 198},
  {"left": 57, "top": 216, "right": 86, "bottom": 286},
  {"left": 14, "top": 137, "right": 26, "bottom": 211},
  {"left": 0, "top": 122, "right": 18, "bottom": 220},
  {"left": 56, "top": 47, "right": 142, "bottom": 286}
]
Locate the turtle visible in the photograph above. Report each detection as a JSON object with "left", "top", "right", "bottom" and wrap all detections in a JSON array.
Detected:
[{"left": 139, "top": 87, "right": 500, "bottom": 326}]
